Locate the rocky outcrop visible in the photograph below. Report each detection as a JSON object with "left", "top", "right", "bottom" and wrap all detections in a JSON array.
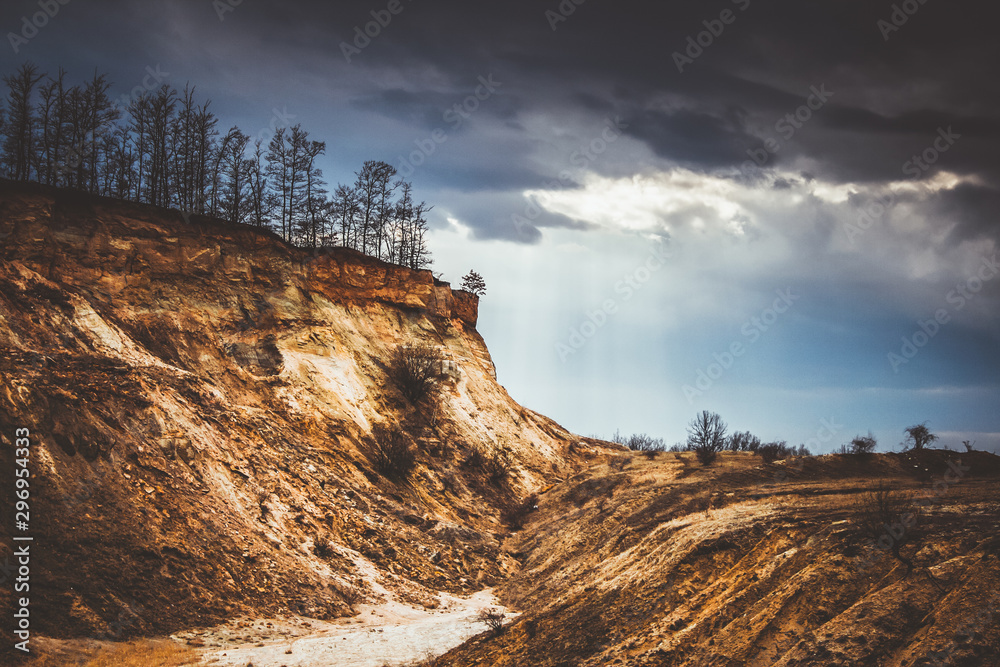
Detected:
[
  {"left": 0, "top": 180, "right": 477, "bottom": 326},
  {"left": 452, "top": 289, "right": 480, "bottom": 329}
]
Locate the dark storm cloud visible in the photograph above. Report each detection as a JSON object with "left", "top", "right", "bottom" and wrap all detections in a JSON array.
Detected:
[
  {"left": 3, "top": 0, "right": 998, "bottom": 237},
  {"left": 623, "top": 107, "right": 769, "bottom": 170},
  {"left": 935, "top": 184, "right": 1000, "bottom": 243},
  {"left": 349, "top": 87, "right": 524, "bottom": 134}
]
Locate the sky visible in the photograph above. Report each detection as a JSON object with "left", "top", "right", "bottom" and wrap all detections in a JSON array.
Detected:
[{"left": 3, "top": 0, "right": 998, "bottom": 453}]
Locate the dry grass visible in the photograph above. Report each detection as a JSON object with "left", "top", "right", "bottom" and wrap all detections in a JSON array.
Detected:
[
  {"left": 27, "top": 640, "right": 198, "bottom": 667},
  {"left": 83, "top": 641, "right": 197, "bottom": 667}
]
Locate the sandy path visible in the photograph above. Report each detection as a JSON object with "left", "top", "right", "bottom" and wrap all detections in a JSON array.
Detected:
[{"left": 194, "top": 590, "right": 510, "bottom": 667}]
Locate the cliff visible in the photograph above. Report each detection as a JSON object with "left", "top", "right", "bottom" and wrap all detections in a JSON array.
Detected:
[
  {"left": 0, "top": 180, "right": 607, "bottom": 642},
  {"left": 6, "top": 181, "right": 997, "bottom": 667}
]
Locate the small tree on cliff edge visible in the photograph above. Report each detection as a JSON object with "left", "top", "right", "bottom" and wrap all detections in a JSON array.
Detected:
[{"left": 461, "top": 270, "right": 486, "bottom": 297}]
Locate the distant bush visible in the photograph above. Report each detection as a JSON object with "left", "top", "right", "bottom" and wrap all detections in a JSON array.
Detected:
[
  {"left": 622, "top": 433, "right": 665, "bottom": 452},
  {"left": 754, "top": 441, "right": 810, "bottom": 462},
  {"left": 687, "top": 411, "right": 728, "bottom": 465},
  {"left": 728, "top": 430, "right": 761, "bottom": 452},
  {"left": 388, "top": 344, "right": 444, "bottom": 405},
  {"left": 371, "top": 423, "right": 416, "bottom": 481},
  {"left": 757, "top": 441, "right": 789, "bottom": 463},
  {"left": 255, "top": 487, "right": 270, "bottom": 518},
  {"left": 334, "top": 582, "right": 364, "bottom": 610},
  {"left": 477, "top": 607, "right": 507, "bottom": 636},
  {"left": 468, "top": 444, "right": 514, "bottom": 485},
  {"left": 484, "top": 447, "right": 514, "bottom": 485},
  {"left": 314, "top": 536, "right": 336, "bottom": 559},
  {"left": 850, "top": 432, "right": 878, "bottom": 456}
]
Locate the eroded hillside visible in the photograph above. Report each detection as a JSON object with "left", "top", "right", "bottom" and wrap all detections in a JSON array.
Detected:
[
  {"left": 3, "top": 182, "right": 1000, "bottom": 667},
  {"left": 436, "top": 449, "right": 1000, "bottom": 666},
  {"left": 0, "top": 181, "right": 608, "bottom": 646}
]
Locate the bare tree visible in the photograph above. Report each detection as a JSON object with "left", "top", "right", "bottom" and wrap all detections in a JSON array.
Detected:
[
  {"left": 2, "top": 62, "right": 45, "bottom": 181},
  {"left": 297, "top": 138, "right": 329, "bottom": 248},
  {"left": 332, "top": 183, "right": 361, "bottom": 250},
  {"left": 622, "top": 433, "right": 664, "bottom": 452},
  {"left": 353, "top": 160, "right": 396, "bottom": 257},
  {"left": 687, "top": 411, "right": 728, "bottom": 465},
  {"left": 247, "top": 138, "right": 269, "bottom": 227},
  {"left": 36, "top": 68, "right": 67, "bottom": 185},
  {"left": 0, "top": 64, "right": 436, "bottom": 267},
  {"left": 219, "top": 126, "right": 251, "bottom": 225},
  {"left": 127, "top": 92, "right": 151, "bottom": 201},
  {"left": 146, "top": 85, "right": 177, "bottom": 207},
  {"left": 265, "top": 125, "right": 314, "bottom": 242},
  {"left": 404, "top": 199, "right": 432, "bottom": 270},
  {"left": 81, "top": 71, "right": 119, "bottom": 193},
  {"left": 192, "top": 100, "right": 218, "bottom": 214},
  {"left": 171, "top": 84, "right": 202, "bottom": 213}
]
